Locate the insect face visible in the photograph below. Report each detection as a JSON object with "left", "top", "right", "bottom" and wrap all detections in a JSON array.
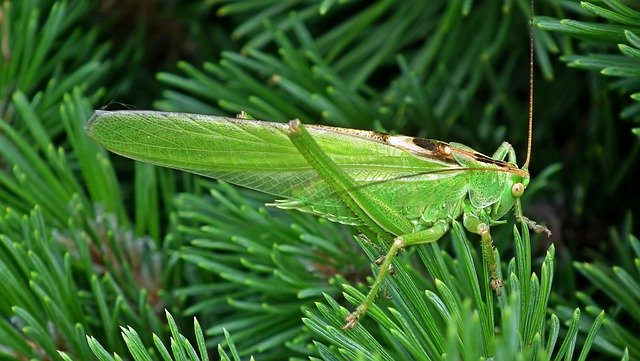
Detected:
[{"left": 492, "top": 170, "right": 530, "bottom": 220}]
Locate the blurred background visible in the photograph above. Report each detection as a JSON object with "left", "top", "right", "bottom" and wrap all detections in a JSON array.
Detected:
[{"left": 0, "top": 0, "right": 638, "bottom": 359}]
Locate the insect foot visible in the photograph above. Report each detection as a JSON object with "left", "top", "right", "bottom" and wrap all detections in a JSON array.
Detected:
[
  {"left": 373, "top": 255, "right": 397, "bottom": 277},
  {"left": 356, "top": 233, "right": 372, "bottom": 244},
  {"left": 491, "top": 278, "right": 504, "bottom": 295},
  {"left": 287, "top": 119, "right": 302, "bottom": 135},
  {"left": 519, "top": 215, "right": 552, "bottom": 237},
  {"left": 343, "top": 306, "right": 364, "bottom": 330},
  {"left": 343, "top": 303, "right": 372, "bottom": 330}
]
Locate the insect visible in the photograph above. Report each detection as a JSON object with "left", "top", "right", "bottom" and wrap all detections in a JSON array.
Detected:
[{"left": 86, "top": 1, "right": 549, "bottom": 330}]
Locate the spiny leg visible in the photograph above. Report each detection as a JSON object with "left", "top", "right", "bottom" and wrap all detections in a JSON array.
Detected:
[
  {"left": 286, "top": 120, "right": 422, "bottom": 329},
  {"left": 463, "top": 212, "right": 503, "bottom": 294},
  {"left": 343, "top": 237, "right": 404, "bottom": 330},
  {"left": 343, "top": 220, "right": 449, "bottom": 329},
  {"left": 286, "top": 120, "right": 412, "bottom": 238},
  {"left": 514, "top": 199, "right": 552, "bottom": 236}
]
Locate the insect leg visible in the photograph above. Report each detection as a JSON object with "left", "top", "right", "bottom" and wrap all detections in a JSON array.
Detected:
[
  {"left": 463, "top": 212, "right": 504, "bottom": 294},
  {"left": 343, "top": 220, "right": 449, "bottom": 329},
  {"left": 493, "top": 143, "right": 552, "bottom": 236},
  {"left": 286, "top": 120, "right": 421, "bottom": 328},
  {"left": 514, "top": 200, "right": 552, "bottom": 236},
  {"left": 286, "top": 120, "right": 413, "bottom": 239},
  {"left": 343, "top": 236, "right": 403, "bottom": 330},
  {"left": 491, "top": 141, "right": 517, "bottom": 162}
]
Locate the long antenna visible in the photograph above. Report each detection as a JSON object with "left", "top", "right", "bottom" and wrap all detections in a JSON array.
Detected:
[{"left": 523, "top": 0, "right": 534, "bottom": 169}]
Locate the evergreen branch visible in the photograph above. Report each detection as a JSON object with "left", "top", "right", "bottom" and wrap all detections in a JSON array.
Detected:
[
  {"left": 303, "top": 223, "right": 601, "bottom": 360},
  {"left": 0, "top": 0, "right": 109, "bottom": 135},
  {"left": 538, "top": 0, "right": 640, "bottom": 122},
  {"left": 560, "top": 214, "right": 640, "bottom": 358}
]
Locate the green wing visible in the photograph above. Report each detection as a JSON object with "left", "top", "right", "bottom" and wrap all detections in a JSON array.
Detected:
[{"left": 86, "top": 111, "right": 469, "bottom": 225}]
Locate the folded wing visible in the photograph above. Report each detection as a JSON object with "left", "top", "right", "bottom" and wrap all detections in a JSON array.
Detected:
[{"left": 86, "top": 111, "right": 468, "bottom": 224}]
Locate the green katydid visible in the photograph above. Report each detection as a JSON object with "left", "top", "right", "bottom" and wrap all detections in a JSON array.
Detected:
[
  {"left": 86, "top": 110, "right": 549, "bottom": 329},
  {"left": 86, "top": 3, "right": 549, "bottom": 330}
]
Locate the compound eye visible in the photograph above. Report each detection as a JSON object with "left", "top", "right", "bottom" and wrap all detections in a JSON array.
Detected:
[{"left": 511, "top": 182, "right": 524, "bottom": 198}]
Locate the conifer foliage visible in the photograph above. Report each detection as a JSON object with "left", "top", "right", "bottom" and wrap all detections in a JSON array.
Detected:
[{"left": 0, "top": 1, "right": 637, "bottom": 360}]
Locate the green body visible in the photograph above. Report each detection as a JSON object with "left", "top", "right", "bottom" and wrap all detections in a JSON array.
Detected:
[
  {"left": 86, "top": 111, "right": 525, "bottom": 232},
  {"left": 86, "top": 110, "right": 538, "bottom": 328}
]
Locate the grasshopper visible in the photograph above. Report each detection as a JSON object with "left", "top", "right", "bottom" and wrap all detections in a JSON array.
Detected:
[{"left": 86, "top": 1, "right": 549, "bottom": 330}]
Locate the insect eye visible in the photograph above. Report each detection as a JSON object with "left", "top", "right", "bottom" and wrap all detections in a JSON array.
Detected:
[{"left": 511, "top": 182, "right": 525, "bottom": 198}]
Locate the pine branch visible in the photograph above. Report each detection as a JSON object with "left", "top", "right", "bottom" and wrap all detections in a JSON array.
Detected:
[
  {"left": 0, "top": 0, "right": 109, "bottom": 135},
  {"left": 0, "top": 1, "right": 636, "bottom": 360},
  {"left": 561, "top": 214, "right": 639, "bottom": 358},
  {"left": 303, "top": 223, "right": 603, "bottom": 360},
  {"left": 538, "top": 0, "right": 640, "bottom": 125}
]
